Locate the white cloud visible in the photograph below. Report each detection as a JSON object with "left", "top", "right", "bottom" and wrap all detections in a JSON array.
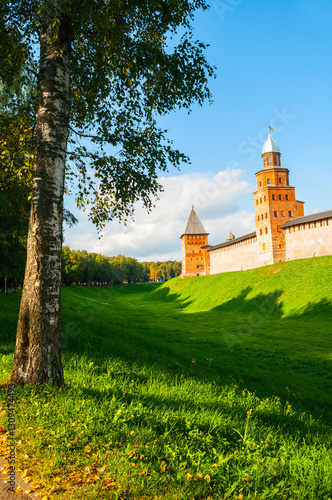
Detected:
[{"left": 64, "top": 168, "right": 256, "bottom": 261}]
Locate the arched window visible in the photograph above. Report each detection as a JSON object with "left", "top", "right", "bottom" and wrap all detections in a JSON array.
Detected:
[{"left": 267, "top": 178, "right": 271, "bottom": 184}]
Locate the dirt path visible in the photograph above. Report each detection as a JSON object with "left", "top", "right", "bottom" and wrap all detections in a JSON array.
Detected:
[{"left": 0, "top": 457, "right": 40, "bottom": 499}]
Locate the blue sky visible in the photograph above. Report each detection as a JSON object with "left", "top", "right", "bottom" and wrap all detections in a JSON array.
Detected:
[{"left": 64, "top": 0, "right": 332, "bottom": 261}]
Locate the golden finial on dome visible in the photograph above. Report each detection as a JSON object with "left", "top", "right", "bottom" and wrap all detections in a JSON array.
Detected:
[{"left": 268, "top": 125, "right": 273, "bottom": 134}]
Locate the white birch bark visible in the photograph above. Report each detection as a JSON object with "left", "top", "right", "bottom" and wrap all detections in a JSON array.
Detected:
[{"left": 10, "top": 2, "right": 71, "bottom": 385}]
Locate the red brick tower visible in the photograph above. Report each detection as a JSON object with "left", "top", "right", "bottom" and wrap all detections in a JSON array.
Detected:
[
  {"left": 254, "top": 127, "right": 304, "bottom": 266},
  {"left": 181, "top": 207, "right": 210, "bottom": 278},
  {"left": 254, "top": 128, "right": 304, "bottom": 266}
]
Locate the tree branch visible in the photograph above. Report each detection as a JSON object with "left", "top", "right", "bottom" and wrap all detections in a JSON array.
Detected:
[{"left": 68, "top": 125, "right": 99, "bottom": 139}]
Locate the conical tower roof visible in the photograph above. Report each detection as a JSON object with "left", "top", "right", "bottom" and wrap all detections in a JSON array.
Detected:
[
  {"left": 181, "top": 207, "right": 208, "bottom": 236},
  {"left": 226, "top": 230, "right": 235, "bottom": 241}
]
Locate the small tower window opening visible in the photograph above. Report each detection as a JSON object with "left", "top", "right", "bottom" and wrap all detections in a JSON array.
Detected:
[
  {"left": 259, "top": 181, "right": 262, "bottom": 187},
  {"left": 265, "top": 227, "right": 268, "bottom": 234},
  {"left": 281, "top": 210, "right": 285, "bottom": 216},
  {"left": 264, "top": 196, "right": 266, "bottom": 201},
  {"left": 272, "top": 194, "right": 275, "bottom": 200},
  {"left": 279, "top": 177, "right": 282, "bottom": 183},
  {"left": 256, "top": 199, "right": 258, "bottom": 205},
  {"left": 260, "top": 229, "right": 263, "bottom": 235},
  {"left": 268, "top": 157, "right": 271, "bottom": 164},
  {"left": 267, "top": 178, "right": 271, "bottom": 184},
  {"left": 257, "top": 215, "right": 260, "bottom": 221},
  {"left": 279, "top": 194, "right": 282, "bottom": 200},
  {"left": 289, "top": 210, "right": 293, "bottom": 217},
  {"left": 285, "top": 194, "right": 289, "bottom": 200},
  {"left": 265, "top": 213, "right": 268, "bottom": 219},
  {"left": 260, "top": 198, "right": 262, "bottom": 204},
  {"left": 274, "top": 156, "right": 277, "bottom": 165},
  {"left": 274, "top": 211, "right": 278, "bottom": 217}
]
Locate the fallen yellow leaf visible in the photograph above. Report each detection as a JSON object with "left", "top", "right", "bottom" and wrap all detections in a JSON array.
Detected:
[{"left": 84, "top": 445, "right": 92, "bottom": 453}]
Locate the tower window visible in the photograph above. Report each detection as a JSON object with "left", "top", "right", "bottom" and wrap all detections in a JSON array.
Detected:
[
  {"left": 279, "top": 177, "right": 282, "bottom": 183},
  {"left": 272, "top": 194, "right": 275, "bottom": 200},
  {"left": 285, "top": 194, "right": 289, "bottom": 200},
  {"left": 259, "top": 181, "right": 262, "bottom": 187},
  {"left": 260, "top": 229, "right": 263, "bottom": 235},
  {"left": 268, "top": 157, "right": 271, "bottom": 164},
  {"left": 265, "top": 227, "right": 268, "bottom": 234},
  {"left": 264, "top": 196, "right": 266, "bottom": 201},
  {"left": 274, "top": 211, "right": 278, "bottom": 217},
  {"left": 289, "top": 211, "right": 293, "bottom": 217},
  {"left": 281, "top": 210, "right": 285, "bottom": 216},
  {"left": 260, "top": 198, "right": 262, "bottom": 204},
  {"left": 257, "top": 215, "right": 260, "bottom": 221},
  {"left": 256, "top": 199, "right": 258, "bottom": 205},
  {"left": 267, "top": 178, "right": 271, "bottom": 184},
  {"left": 279, "top": 194, "right": 282, "bottom": 200},
  {"left": 274, "top": 156, "right": 277, "bottom": 165},
  {"left": 265, "top": 213, "right": 268, "bottom": 218}
]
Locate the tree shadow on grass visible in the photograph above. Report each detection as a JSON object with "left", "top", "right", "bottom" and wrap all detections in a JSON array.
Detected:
[
  {"left": 58, "top": 285, "right": 332, "bottom": 423},
  {"left": 1, "top": 284, "right": 331, "bottom": 423}
]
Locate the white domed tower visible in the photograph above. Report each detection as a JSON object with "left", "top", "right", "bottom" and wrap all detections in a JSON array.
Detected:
[{"left": 253, "top": 128, "right": 304, "bottom": 266}]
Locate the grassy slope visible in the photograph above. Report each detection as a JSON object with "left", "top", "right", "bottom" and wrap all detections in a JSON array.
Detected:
[{"left": 0, "top": 256, "right": 331, "bottom": 499}]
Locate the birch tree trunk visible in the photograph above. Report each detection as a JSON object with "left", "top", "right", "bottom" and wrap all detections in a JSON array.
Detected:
[{"left": 10, "top": 3, "right": 71, "bottom": 385}]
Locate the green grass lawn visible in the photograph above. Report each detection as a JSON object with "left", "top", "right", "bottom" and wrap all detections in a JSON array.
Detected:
[{"left": 0, "top": 256, "right": 332, "bottom": 499}]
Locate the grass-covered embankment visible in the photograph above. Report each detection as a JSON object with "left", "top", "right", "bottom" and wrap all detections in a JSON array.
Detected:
[{"left": 0, "top": 256, "right": 332, "bottom": 499}]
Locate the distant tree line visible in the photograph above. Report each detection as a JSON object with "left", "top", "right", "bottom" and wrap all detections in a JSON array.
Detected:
[
  {"left": 62, "top": 246, "right": 148, "bottom": 285},
  {"left": 62, "top": 247, "right": 181, "bottom": 285}
]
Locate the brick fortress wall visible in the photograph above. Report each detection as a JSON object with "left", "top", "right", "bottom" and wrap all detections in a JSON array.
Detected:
[
  {"left": 284, "top": 217, "right": 332, "bottom": 261},
  {"left": 209, "top": 235, "right": 257, "bottom": 274}
]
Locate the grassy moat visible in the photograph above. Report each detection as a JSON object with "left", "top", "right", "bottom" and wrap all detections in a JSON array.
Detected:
[{"left": 1, "top": 256, "right": 332, "bottom": 499}]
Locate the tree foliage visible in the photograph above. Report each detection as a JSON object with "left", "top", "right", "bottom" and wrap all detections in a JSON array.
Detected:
[{"left": 1, "top": 0, "right": 214, "bottom": 229}]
